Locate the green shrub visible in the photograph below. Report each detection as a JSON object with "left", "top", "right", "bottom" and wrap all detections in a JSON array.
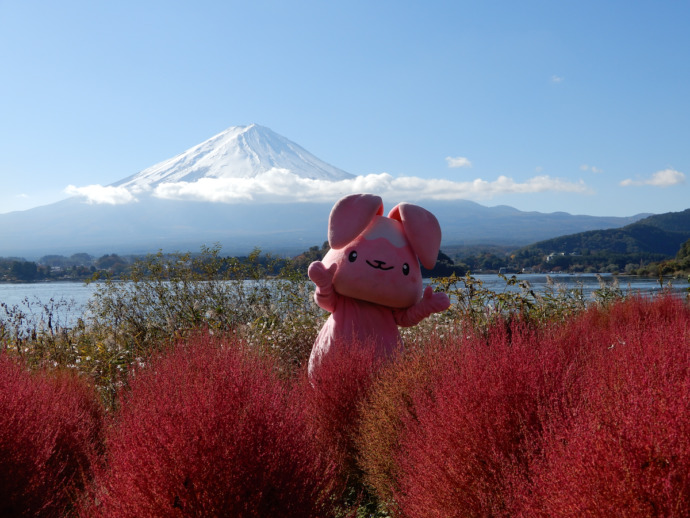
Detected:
[{"left": 84, "top": 245, "right": 322, "bottom": 395}]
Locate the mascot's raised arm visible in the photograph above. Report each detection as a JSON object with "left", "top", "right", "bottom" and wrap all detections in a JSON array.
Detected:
[{"left": 308, "top": 193, "right": 451, "bottom": 374}]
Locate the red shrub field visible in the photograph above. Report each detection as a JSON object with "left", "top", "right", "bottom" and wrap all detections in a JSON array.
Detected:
[
  {"left": 522, "top": 295, "right": 690, "bottom": 517},
  {"left": 82, "top": 334, "right": 336, "bottom": 518},
  {"left": 2, "top": 294, "right": 689, "bottom": 516},
  {"left": 298, "top": 339, "right": 385, "bottom": 498},
  {"left": 0, "top": 355, "right": 103, "bottom": 517},
  {"left": 383, "top": 318, "right": 592, "bottom": 517},
  {"left": 358, "top": 295, "right": 690, "bottom": 517},
  {"left": 358, "top": 343, "right": 446, "bottom": 503}
]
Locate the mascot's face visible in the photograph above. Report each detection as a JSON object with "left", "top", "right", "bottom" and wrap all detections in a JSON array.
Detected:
[{"left": 322, "top": 215, "right": 423, "bottom": 308}]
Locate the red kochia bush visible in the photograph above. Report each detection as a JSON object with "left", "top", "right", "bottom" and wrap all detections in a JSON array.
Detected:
[
  {"left": 84, "top": 334, "right": 334, "bottom": 518},
  {"left": 393, "top": 317, "right": 592, "bottom": 518},
  {"left": 299, "top": 339, "right": 385, "bottom": 493},
  {"left": 0, "top": 355, "right": 104, "bottom": 517},
  {"left": 523, "top": 295, "right": 690, "bottom": 517},
  {"left": 357, "top": 341, "right": 445, "bottom": 504}
]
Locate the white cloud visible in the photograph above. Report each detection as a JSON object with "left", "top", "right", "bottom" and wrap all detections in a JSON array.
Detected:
[
  {"left": 64, "top": 170, "right": 592, "bottom": 207},
  {"left": 580, "top": 164, "right": 603, "bottom": 174},
  {"left": 446, "top": 156, "right": 472, "bottom": 168},
  {"left": 150, "top": 169, "right": 591, "bottom": 203},
  {"left": 65, "top": 184, "right": 138, "bottom": 204},
  {"left": 620, "top": 168, "right": 685, "bottom": 187},
  {"left": 551, "top": 75, "right": 564, "bottom": 83}
]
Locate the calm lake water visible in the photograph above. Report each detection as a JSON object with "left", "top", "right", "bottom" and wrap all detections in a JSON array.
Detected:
[{"left": 0, "top": 274, "right": 687, "bottom": 328}]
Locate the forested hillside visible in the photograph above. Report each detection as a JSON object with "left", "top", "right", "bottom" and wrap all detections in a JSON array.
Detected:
[
  {"left": 470, "top": 208, "right": 690, "bottom": 274},
  {"left": 520, "top": 209, "right": 690, "bottom": 257}
]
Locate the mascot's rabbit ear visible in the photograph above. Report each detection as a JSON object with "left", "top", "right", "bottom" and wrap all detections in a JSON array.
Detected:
[
  {"left": 388, "top": 203, "right": 442, "bottom": 269},
  {"left": 328, "top": 193, "right": 384, "bottom": 249}
]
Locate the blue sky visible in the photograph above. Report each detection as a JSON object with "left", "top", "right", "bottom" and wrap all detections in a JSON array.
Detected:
[{"left": 1, "top": 0, "right": 688, "bottom": 216}]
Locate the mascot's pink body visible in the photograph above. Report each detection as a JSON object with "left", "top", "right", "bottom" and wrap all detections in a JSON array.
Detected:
[{"left": 308, "top": 193, "right": 450, "bottom": 374}]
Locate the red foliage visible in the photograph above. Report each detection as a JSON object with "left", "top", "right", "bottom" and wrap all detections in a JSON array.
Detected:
[
  {"left": 522, "top": 295, "right": 690, "bottom": 517},
  {"left": 389, "top": 296, "right": 690, "bottom": 517},
  {"left": 299, "top": 338, "right": 386, "bottom": 494},
  {"left": 357, "top": 341, "right": 446, "bottom": 503},
  {"left": 392, "top": 317, "right": 595, "bottom": 517},
  {"left": 84, "top": 334, "right": 335, "bottom": 518},
  {"left": 0, "top": 355, "right": 104, "bottom": 517}
]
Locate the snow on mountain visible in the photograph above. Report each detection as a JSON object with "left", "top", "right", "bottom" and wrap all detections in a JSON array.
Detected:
[
  {"left": 113, "top": 124, "right": 354, "bottom": 192},
  {"left": 0, "top": 123, "right": 653, "bottom": 258}
]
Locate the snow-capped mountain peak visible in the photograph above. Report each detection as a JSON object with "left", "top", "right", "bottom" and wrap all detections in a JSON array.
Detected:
[{"left": 113, "top": 124, "right": 354, "bottom": 191}]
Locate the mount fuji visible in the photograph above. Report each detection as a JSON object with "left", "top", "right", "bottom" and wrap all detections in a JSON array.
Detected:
[
  {"left": 0, "top": 125, "right": 361, "bottom": 257},
  {"left": 0, "top": 124, "right": 646, "bottom": 258},
  {"left": 113, "top": 124, "right": 354, "bottom": 192}
]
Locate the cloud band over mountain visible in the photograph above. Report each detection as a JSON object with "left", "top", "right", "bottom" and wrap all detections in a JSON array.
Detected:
[
  {"left": 60, "top": 125, "right": 684, "bottom": 208},
  {"left": 65, "top": 184, "right": 138, "bottom": 205},
  {"left": 65, "top": 170, "right": 591, "bottom": 205}
]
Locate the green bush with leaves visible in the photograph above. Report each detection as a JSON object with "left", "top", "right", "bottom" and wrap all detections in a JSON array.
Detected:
[
  {"left": 427, "top": 272, "right": 590, "bottom": 328},
  {"left": 85, "top": 245, "right": 323, "bottom": 379}
]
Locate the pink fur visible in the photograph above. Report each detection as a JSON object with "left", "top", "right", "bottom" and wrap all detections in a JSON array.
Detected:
[
  {"left": 328, "top": 193, "right": 384, "bottom": 249},
  {"left": 308, "top": 194, "right": 450, "bottom": 374}
]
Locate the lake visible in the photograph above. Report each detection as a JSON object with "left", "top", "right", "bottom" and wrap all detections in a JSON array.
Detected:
[{"left": 0, "top": 274, "right": 687, "bottom": 329}]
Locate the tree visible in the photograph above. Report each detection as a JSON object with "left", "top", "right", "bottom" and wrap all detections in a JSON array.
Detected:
[
  {"left": 70, "top": 253, "right": 94, "bottom": 266},
  {"left": 10, "top": 261, "right": 38, "bottom": 281},
  {"left": 676, "top": 239, "right": 690, "bottom": 271},
  {"left": 95, "top": 254, "right": 128, "bottom": 275}
]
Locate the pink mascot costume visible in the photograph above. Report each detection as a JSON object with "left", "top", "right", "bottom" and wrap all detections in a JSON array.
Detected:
[{"left": 308, "top": 193, "right": 451, "bottom": 374}]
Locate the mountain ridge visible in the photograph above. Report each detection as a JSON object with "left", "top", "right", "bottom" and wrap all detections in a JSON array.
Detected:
[
  {"left": 517, "top": 209, "right": 690, "bottom": 257},
  {"left": 0, "top": 196, "right": 651, "bottom": 260},
  {"left": 0, "top": 123, "right": 655, "bottom": 258}
]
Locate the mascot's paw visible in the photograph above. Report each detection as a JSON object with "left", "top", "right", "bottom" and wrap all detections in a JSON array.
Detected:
[
  {"left": 422, "top": 285, "right": 451, "bottom": 314},
  {"left": 308, "top": 261, "right": 337, "bottom": 289}
]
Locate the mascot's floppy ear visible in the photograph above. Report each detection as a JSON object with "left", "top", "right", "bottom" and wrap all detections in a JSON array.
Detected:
[
  {"left": 388, "top": 202, "right": 442, "bottom": 269},
  {"left": 328, "top": 193, "right": 384, "bottom": 249}
]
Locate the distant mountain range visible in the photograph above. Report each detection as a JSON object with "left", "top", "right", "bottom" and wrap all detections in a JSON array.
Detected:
[
  {"left": 0, "top": 124, "right": 655, "bottom": 259},
  {"left": 517, "top": 209, "right": 690, "bottom": 257}
]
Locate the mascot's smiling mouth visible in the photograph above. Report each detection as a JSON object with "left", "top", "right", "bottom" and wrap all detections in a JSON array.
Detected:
[{"left": 366, "top": 259, "right": 394, "bottom": 271}]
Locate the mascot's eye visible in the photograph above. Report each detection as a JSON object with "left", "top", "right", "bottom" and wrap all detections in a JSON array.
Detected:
[
  {"left": 348, "top": 251, "right": 358, "bottom": 263},
  {"left": 402, "top": 263, "right": 410, "bottom": 276}
]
